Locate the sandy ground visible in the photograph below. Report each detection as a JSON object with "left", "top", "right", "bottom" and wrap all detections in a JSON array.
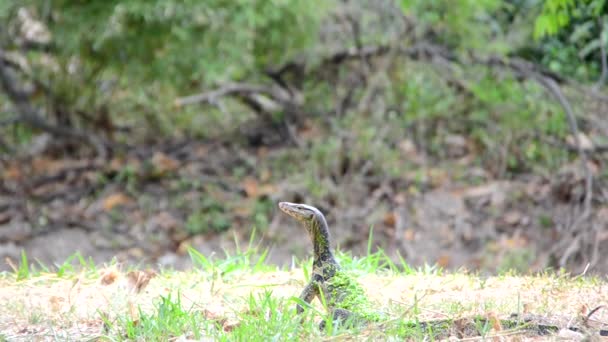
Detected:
[{"left": 0, "top": 269, "right": 607, "bottom": 340}]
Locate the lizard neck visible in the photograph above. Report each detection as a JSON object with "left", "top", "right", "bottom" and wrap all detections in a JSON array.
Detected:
[{"left": 308, "top": 215, "right": 337, "bottom": 266}]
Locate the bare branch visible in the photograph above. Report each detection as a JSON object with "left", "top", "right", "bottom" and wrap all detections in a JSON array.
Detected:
[
  {"left": 175, "top": 83, "right": 273, "bottom": 107},
  {"left": 0, "top": 49, "right": 108, "bottom": 158}
]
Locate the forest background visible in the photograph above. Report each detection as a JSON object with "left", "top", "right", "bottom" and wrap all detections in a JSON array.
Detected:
[{"left": 1, "top": 0, "right": 608, "bottom": 275}]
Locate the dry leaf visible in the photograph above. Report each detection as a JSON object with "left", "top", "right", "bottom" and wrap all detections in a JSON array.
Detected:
[
  {"left": 176, "top": 239, "right": 192, "bottom": 255},
  {"left": 128, "top": 300, "right": 140, "bottom": 326},
  {"left": 49, "top": 296, "right": 64, "bottom": 313},
  {"left": 258, "top": 184, "right": 277, "bottom": 196},
  {"left": 260, "top": 169, "right": 271, "bottom": 182},
  {"left": 32, "top": 157, "right": 60, "bottom": 175},
  {"left": 152, "top": 211, "right": 180, "bottom": 231},
  {"left": 404, "top": 228, "right": 415, "bottom": 241},
  {"left": 102, "top": 193, "right": 132, "bottom": 211},
  {"left": 127, "top": 270, "right": 157, "bottom": 293},
  {"left": 503, "top": 211, "right": 522, "bottom": 226},
  {"left": 242, "top": 177, "right": 277, "bottom": 198},
  {"left": 566, "top": 132, "right": 593, "bottom": 151},
  {"left": 151, "top": 152, "right": 179, "bottom": 174},
  {"left": 127, "top": 247, "right": 145, "bottom": 259},
  {"left": 487, "top": 312, "right": 502, "bottom": 332},
  {"left": 203, "top": 304, "right": 227, "bottom": 321},
  {"left": 100, "top": 269, "right": 119, "bottom": 285},
  {"left": 298, "top": 119, "right": 321, "bottom": 140},
  {"left": 242, "top": 177, "right": 259, "bottom": 198},
  {"left": 383, "top": 212, "right": 396, "bottom": 227},
  {"left": 436, "top": 254, "right": 451, "bottom": 268},
  {"left": 223, "top": 319, "right": 241, "bottom": 332},
  {"left": 3, "top": 163, "right": 22, "bottom": 181}
]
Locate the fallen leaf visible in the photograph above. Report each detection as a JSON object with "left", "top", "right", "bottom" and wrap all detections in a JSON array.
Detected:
[
  {"left": 223, "top": 319, "right": 241, "bottom": 332},
  {"left": 404, "top": 229, "right": 415, "bottom": 241},
  {"left": 203, "top": 303, "right": 227, "bottom": 321},
  {"left": 398, "top": 139, "right": 417, "bottom": 157},
  {"left": 177, "top": 239, "right": 192, "bottom": 255},
  {"left": 242, "top": 177, "right": 276, "bottom": 198},
  {"left": 503, "top": 211, "right": 522, "bottom": 226},
  {"left": 151, "top": 151, "right": 179, "bottom": 174},
  {"left": 242, "top": 177, "right": 259, "bottom": 198},
  {"left": 127, "top": 270, "right": 157, "bottom": 293},
  {"left": 566, "top": 132, "right": 593, "bottom": 151},
  {"left": 49, "top": 296, "right": 64, "bottom": 313},
  {"left": 394, "top": 193, "right": 407, "bottom": 204},
  {"left": 32, "top": 157, "right": 61, "bottom": 175},
  {"left": 256, "top": 147, "right": 269, "bottom": 158},
  {"left": 436, "top": 254, "right": 451, "bottom": 268},
  {"left": 298, "top": 119, "right": 321, "bottom": 140},
  {"left": 486, "top": 312, "right": 502, "bottom": 332},
  {"left": 258, "top": 184, "right": 277, "bottom": 196},
  {"left": 152, "top": 211, "right": 180, "bottom": 231},
  {"left": 128, "top": 300, "right": 140, "bottom": 326},
  {"left": 100, "top": 269, "right": 119, "bottom": 285},
  {"left": 383, "top": 212, "right": 396, "bottom": 227},
  {"left": 2, "top": 163, "right": 22, "bottom": 181},
  {"left": 127, "top": 247, "right": 145, "bottom": 259},
  {"left": 260, "top": 168, "right": 271, "bottom": 182},
  {"left": 102, "top": 193, "right": 132, "bottom": 211}
]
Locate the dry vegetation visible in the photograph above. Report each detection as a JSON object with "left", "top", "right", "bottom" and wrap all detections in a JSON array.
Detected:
[{"left": 0, "top": 258, "right": 607, "bottom": 340}]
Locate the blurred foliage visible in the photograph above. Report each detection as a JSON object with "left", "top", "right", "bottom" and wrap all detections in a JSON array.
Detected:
[
  {"left": 0, "top": 0, "right": 330, "bottom": 139},
  {"left": 1, "top": 0, "right": 605, "bottom": 274},
  {"left": 400, "top": 0, "right": 503, "bottom": 51},
  {"left": 43, "top": 0, "right": 328, "bottom": 88},
  {"left": 534, "top": 0, "right": 607, "bottom": 79},
  {"left": 0, "top": 0, "right": 601, "bottom": 174}
]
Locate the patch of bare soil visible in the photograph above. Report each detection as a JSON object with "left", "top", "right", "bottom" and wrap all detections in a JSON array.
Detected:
[
  {"left": 1, "top": 140, "right": 607, "bottom": 274},
  {"left": 0, "top": 270, "right": 606, "bottom": 340}
]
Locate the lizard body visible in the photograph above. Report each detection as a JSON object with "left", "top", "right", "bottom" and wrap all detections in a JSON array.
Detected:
[{"left": 278, "top": 201, "right": 378, "bottom": 329}]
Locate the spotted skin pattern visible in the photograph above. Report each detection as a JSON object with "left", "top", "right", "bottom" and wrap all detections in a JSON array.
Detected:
[{"left": 278, "top": 202, "right": 377, "bottom": 329}]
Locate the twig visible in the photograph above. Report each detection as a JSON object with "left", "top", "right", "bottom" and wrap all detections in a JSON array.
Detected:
[
  {"left": 535, "top": 76, "right": 593, "bottom": 223},
  {"left": 586, "top": 305, "right": 606, "bottom": 321},
  {"left": 175, "top": 83, "right": 273, "bottom": 107}
]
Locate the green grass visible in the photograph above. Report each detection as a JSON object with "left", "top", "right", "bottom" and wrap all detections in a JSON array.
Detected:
[{"left": 0, "top": 247, "right": 606, "bottom": 341}]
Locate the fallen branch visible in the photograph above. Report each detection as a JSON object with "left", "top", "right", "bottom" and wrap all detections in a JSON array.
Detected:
[
  {"left": 175, "top": 83, "right": 275, "bottom": 107},
  {"left": 0, "top": 49, "right": 109, "bottom": 158}
]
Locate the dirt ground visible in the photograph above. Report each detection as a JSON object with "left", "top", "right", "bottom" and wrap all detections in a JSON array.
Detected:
[{"left": 1, "top": 140, "right": 607, "bottom": 274}]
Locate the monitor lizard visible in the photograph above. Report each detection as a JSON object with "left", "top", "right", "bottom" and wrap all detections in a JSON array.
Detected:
[{"left": 278, "top": 201, "right": 380, "bottom": 329}]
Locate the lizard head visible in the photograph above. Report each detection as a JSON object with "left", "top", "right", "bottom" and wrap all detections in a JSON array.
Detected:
[
  {"left": 278, "top": 201, "right": 334, "bottom": 260},
  {"left": 278, "top": 202, "right": 326, "bottom": 233}
]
